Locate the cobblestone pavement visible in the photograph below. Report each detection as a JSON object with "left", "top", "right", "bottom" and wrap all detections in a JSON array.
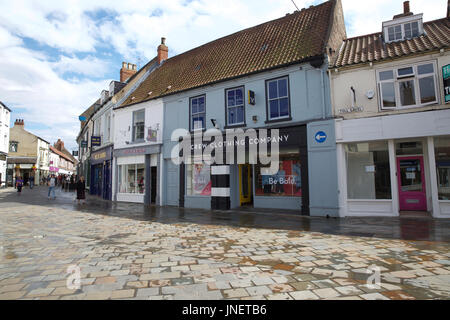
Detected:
[{"left": 0, "top": 187, "right": 449, "bottom": 300}]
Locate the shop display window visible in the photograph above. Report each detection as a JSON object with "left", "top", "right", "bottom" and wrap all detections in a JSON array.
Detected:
[
  {"left": 186, "top": 163, "right": 211, "bottom": 196},
  {"left": 346, "top": 141, "right": 392, "bottom": 199},
  {"left": 118, "top": 163, "right": 145, "bottom": 194}
]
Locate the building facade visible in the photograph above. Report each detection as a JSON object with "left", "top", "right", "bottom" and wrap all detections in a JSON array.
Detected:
[
  {"left": 330, "top": 2, "right": 450, "bottom": 217},
  {"left": 118, "top": 0, "right": 346, "bottom": 216},
  {"left": 7, "top": 119, "right": 50, "bottom": 186},
  {"left": 0, "top": 101, "right": 11, "bottom": 187}
]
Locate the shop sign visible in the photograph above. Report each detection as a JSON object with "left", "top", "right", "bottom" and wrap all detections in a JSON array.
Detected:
[
  {"left": 93, "top": 151, "right": 107, "bottom": 161},
  {"left": 72, "top": 151, "right": 79, "bottom": 157},
  {"left": 443, "top": 64, "right": 450, "bottom": 103},
  {"left": 81, "top": 141, "right": 88, "bottom": 148},
  {"left": 115, "top": 144, "right": 160, "bottom": 157},
  {"left": 314, "top": 131, "right": 327, "bottom": 143},
  {"left": 338, "top": 106, "right": 364, "bottom": 114},
  {"left": 248, "top": 90, "right": 255, "bottom": 105},
  {"left": 91, "top": 136, "right": 101, "bottom": 146},
  {"left": 0, "top": 154, "right": 6, "bottom": 161},
  {"left": 147, "top": 128, "right": 157, "bottom": 142}
]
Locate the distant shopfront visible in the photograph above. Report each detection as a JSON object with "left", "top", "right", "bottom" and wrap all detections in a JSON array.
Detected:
[
  {"left": 90, "top": 145, "right": 113, "bottom": 200},
  {"left": 114, "top": 144, "right": 161, "bottom": 204}
]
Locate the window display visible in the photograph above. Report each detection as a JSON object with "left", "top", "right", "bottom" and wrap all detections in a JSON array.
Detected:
[
  {"left": 118, "top": 163, "right": 145, "bottom": 194},
  {"left": 346, "top": 141, "right": 391, "bottom": 199},
  {"left": 186, "top": 163, "right": 211, "bottom": 196},
  {"left": 255, "top": 153, "right": 301, "bottom": 197},
  {"left": 435, "top": 136, "right": 450, "bottom": 200}
]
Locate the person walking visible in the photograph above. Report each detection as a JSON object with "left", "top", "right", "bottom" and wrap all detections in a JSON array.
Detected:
[
  {"left": 16, "top": 176, "right": 23, "bottom": 196},
  {"left": 48, "top": 174, "right": 56, "bottom": 199},
  {"left": 76, "top": 176, "right": 86, "bottom": 204},
  {"left": 29, "top": 175, "right": 34, "bottom": 189}
]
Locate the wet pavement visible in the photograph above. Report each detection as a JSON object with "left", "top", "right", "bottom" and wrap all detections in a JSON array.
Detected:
[{"left": 0, "top": 186, "right": 449, "bottom": 300}]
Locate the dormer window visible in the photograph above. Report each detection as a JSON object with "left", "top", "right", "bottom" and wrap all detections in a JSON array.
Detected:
[{"left": 382, "top": 1, "right": 423, "bottom": 43}]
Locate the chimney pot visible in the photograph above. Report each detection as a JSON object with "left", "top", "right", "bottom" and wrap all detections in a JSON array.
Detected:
[
  {"left": 161, "top": 37, "right": 166, "bottom": 45},
  {"left": 122, "top": 62, "right": 127, "bottom": 69},
  {"left": 404, "top": 1, "right": 410, "bottom": 14},
  {"left": 120, "top": 61, "right": 137, "bottom": 82}
]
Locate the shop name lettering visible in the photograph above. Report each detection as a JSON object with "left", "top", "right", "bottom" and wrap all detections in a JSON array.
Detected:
[
  {"left": 171, "top": 128, "right": 283, "bottom": 175},
  {"left": 190, "top": 134, "right": 289, "bottom": 150},
  {"left": 123, "top": 148, "right": 146, "bottom": 155},
  {"left": 93, "top": 152, "right": 107, "bottom": 160}
]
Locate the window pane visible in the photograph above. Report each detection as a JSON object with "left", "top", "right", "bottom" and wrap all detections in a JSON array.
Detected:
[
  {"left": 228, "top": 107, "right": 237, "bottom": 124},
  {"left": 268, "top": 81, "right": 278, "bottom": 99},
  {"left": 227, "top": 90, "right": 235, "bottom": 107},
  {"left": 237, "top": 106, "right": 244, "bottom": 123},
  {"left": 279, "top": 98, "right": 289, "bottom": 117},
  {"left": 405, "top": 23, "right": 412, "bottom": 38},
  {"left": 398, "top": 67, "right": 414, "bottom": 77},
  {"left": 381, "top": 82, "right": 396, "bottom": 107},
  {"left": 435, "top": 136, "right": 450, "bottom": 200},
  {"left": 388, "top": 27, "right": 395, "bottom": 41},
  {"left": 395, "top": 25, "right": 402, "bottom": 40},
  {"left": 278, "top": 79, "right": 288, "bottom": 97},
  {"left": 235, "top": 88, "right": 243, "bottom": 105},
  {"left": 191, "top": 99, "right": 198, "bottom": 114},
  {"left": 127, "top": 164, "right": 136, "bottom": 194},
  {"left": 198, "top": 97, "right": 205, "bottom": 112},
  {"left": 418, "top": 64, "right": 434, "bottom": 75},
  {"left": 187, "top": 163, "right": 211, "bottom": 195},
  {"left": 346, "top": 142, "right": 391, "bottom": 199},
  {"left": 269, "top": 100, "right": 279, "bottom": 119},
  {"left": 419, "top": 76, "right": 436, "bottom": 104},
  {"left": 399, "top": 80, "right": 416, "bottom": 106},
  {"left": 399, "top": 159, "right": 423, "bottom": 192},
  {"left": 193, "top": 115, "right": 204, "bottom": 130},
  {"left": 412, "top": 21, "right": 419, "bottom": 37},
  {"left": 137, "top": 164, "right": 145, "bottom": 194},
  {"left": 379, "top": 70, "right": 394, "bottom": 81}
]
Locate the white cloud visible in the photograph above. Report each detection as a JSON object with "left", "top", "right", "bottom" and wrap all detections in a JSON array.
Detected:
[{"left": 51, "top": 55, "right": 110, "bottom": 78}]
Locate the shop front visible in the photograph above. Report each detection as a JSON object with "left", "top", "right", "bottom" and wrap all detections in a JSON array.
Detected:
[
  {"left": 90, "top": 145, "right": 113, "bottom": 200},
  {"left": 178, "top": 125, "right": 310, "bottom": 213},
  {"left": 336, "top": 109, "right": 450, "bottom": 218},
  {"left": 114, "top": 144, "right": 160, "bottom": 204},
  {"left": 6, "top": 157, "right": 37, "bottom": 187}
]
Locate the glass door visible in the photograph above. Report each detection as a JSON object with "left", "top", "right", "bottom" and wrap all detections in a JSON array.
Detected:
[{"left": 397, "top": 156, "right": 427, "bottom": 211}]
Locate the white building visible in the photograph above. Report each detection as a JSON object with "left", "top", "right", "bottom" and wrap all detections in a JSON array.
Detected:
[
  {"left": 0, "top": 101, "right": 11, "bottom": 187},
  {"left": 330, "top": 2, "right": 450, "bottom": 218}
]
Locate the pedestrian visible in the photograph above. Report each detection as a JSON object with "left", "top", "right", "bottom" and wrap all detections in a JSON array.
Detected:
[
  {"left": 48, "top": 174, "right": 56, "bottom": 199},
  {"left": 29, "top": 175, "right": 34, "bottom": 189},
  {"left": 16, "top": 176, "right": 23, "bottom": 196},
  {"left": 76, "top": 176, "right": 86, "bottom": 204}
]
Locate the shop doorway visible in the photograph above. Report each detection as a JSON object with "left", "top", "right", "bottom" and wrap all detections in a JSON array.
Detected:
[
  {"left": 239, "top": 164, "right": 252, "bottom": 206},
  {"left": 397, "top": 156, "right": 427, "bottom": 211},
  {"left": 151, "top": 166, "right": 157, "bottom": 204}
]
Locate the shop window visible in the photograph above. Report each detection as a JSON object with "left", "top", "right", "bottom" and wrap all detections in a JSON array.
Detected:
[
  {"left": 132, "top": 110, "right": 145, "bottom": 142},
  {"left": 377, "top": 62, "right": 438, "bottom": 110},
  {"left": 346, "top": 141, "right": 392, "bottom": 199},
  {"left": 435, "top": 136, "right": 450, "bottom": 200},
  {"left": 266, "top": 76, "right": 290, "bottom": 121},
  {"left": 118, "top": 163, "right": 145, "bottom": 194},
  {"left": 190, "top": 95, "right": 206, "bottom": 131},
  {"left": 255, "top": 150, "right": 301, "bottom": 197},
  {"left": 186, "top": 163, "right": 211, "bottom": 196}
]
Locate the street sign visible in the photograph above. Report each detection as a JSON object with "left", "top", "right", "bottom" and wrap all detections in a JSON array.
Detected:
[
  {"left": 315, "top": 131, "right": 327, "bottom": 143},
  {"left": 81, "top": 141, "right": 87, "bottom": 148},
  {"left": 443, "top": 64, "right": 450, "bottom": 103},
  {"left": 91, "top": 136, "right": 101, "bottom": 146},
  {"left": 248, "top": 90, "right": 255, "bottom": 105}
]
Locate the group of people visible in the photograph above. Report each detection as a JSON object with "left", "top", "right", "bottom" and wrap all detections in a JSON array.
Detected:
[{"left": 15, "top": 173, "right": 87, "bottom": 204}]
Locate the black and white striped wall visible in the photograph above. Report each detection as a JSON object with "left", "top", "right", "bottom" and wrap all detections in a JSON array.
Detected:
[{"left": 211, "top": 165, "right": 230, "bottom": 210}]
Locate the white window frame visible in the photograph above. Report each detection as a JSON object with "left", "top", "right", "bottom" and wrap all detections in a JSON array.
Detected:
[
  {"left": 132, "top": 109, "right": 145, "bottom": 142},
  {"left": 266, "top": 76, "right": 290, "bottom": 121},
  {"left": 377, "top": 60, "right": 439, "bottom": 111},
  {"left": 190, "top": 95, "right": 206, "bottom": 131},
  {"left": 225, "top": 86, "right": 245, "bottom": 126}
]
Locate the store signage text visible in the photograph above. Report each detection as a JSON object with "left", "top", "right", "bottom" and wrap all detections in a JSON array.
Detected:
[
  {"left": 338, "top": 106, "right": 364, "bottom": 114},
  {"left": 91, "top": 136, "right": 101, "bottom": 146},
  {"left": 443, "top": 64, "right": 450, "bottom": 103},
  {"left": 93, "top": 151, "right": 107, "bottom": 160}
]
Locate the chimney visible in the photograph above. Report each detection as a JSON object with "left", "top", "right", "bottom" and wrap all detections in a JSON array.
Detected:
[
  {"left": 55, "top": 139, "right": 64, "bottom": 151},
  {"left": 403, "top": 1, "right": 410, "bottom": 14},
  {"left": 157, "top": 37, "right": 168, "bottom": 65},
  {"left": 14, "top": 119, "right": 24, "bottom": 127},
  {"left": 120, "top": 61, "right": 137, "bottom": 82},
  {"left": 448, "top": 0, "right": 450, "bottom": 18}
]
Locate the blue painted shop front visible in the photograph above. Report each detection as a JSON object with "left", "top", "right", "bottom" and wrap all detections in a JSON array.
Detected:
[{"left": 90, "top": 145, "right": 113, "bottom": 200}]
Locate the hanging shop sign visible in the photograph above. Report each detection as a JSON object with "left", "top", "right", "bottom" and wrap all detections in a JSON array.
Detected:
[
  {"left": 248, "top": 90, "right": 255, "bottom": 105},
  {"left": 147, "top": 128, "right": 158, "bottom": 142},
  {"left": 81, "top": 141, "right": 88, "bottom": 148},
  {"left": 443, "top": 64, "right": 450, "bottom": 103},
  {"left": 91, "top": 136, "right": 101, "bottom": 146}
]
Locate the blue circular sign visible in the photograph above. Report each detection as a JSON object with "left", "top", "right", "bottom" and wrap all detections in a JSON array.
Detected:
[{"left": 315, "top": 131, "right": 327, "bottom": 143}]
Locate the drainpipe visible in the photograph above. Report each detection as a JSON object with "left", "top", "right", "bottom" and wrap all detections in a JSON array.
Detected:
[{"left": 320, "top": 69, "right": 326, "bottom": 119}]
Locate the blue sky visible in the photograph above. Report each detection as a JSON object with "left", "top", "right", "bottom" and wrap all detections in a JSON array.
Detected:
[{"left": 0, "top": 0, "right": 446, "bottom": 151}]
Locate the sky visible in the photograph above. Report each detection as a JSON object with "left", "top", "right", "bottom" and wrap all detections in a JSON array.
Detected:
[{"left": 0, "top": 0, "right": 447, "bottom": 152}]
